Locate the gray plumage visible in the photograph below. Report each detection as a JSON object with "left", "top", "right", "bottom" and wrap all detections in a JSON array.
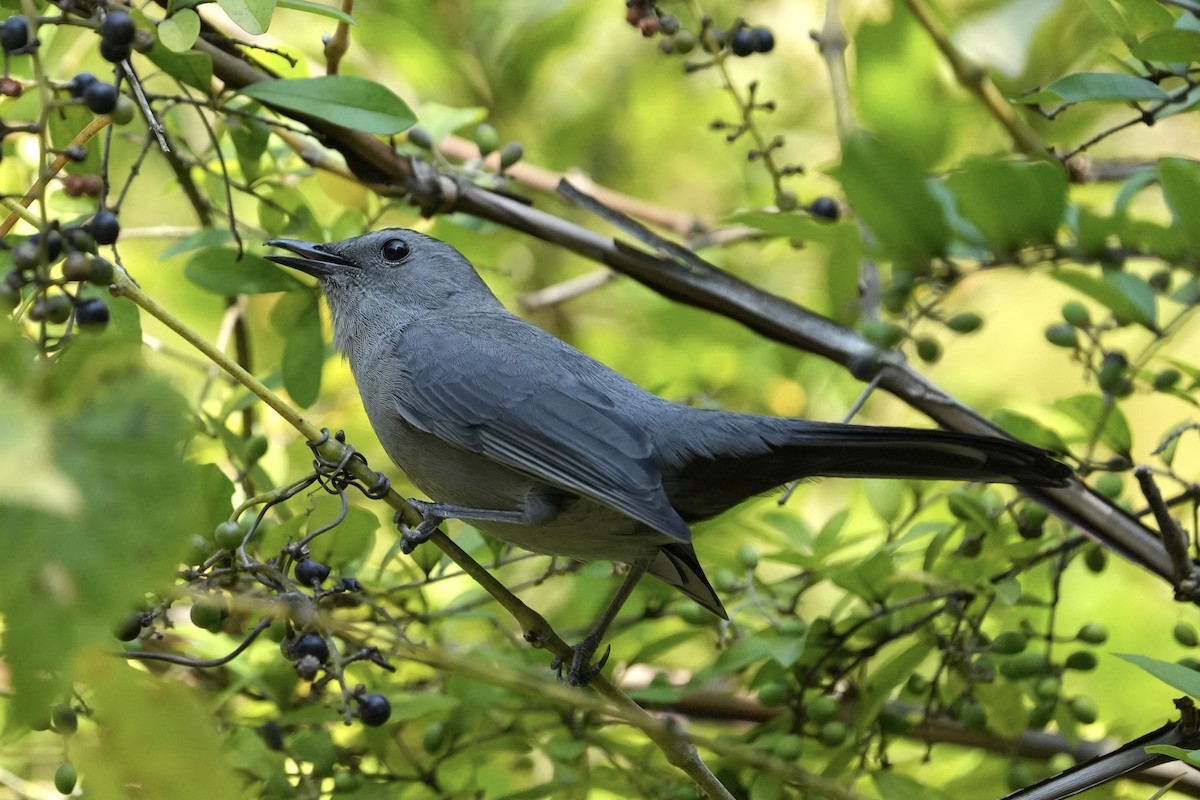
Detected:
[{"left": 266, "top": 229, "right": 1070, "bottom": 677}]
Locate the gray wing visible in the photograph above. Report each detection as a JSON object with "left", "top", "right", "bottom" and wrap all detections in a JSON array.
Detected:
[{"left": 390, "top": 317, "right": 691, "bottom": 543}]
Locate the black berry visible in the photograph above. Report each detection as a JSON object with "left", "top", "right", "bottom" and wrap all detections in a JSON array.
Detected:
[
  {"left": 751, "top": 27, "right": 774, "bottom": 53},
  {"left": 293, "top": 633, "right": 329, "bottom": 663},
  {"left": 112, "top": 611, "right": 144, "bottom": 641},
  {"left": 83, "top": 82, "right": 118, "bottom": 115},
  {"left": 65, "top": 72, "right": 97, "bottom": 98},
  {"left": 357, "top": 693, "right": 391, "bottom": 727},
  {"left": 51, "top": 704, "right": 78, "bottom": 734},
  {"left": 98, "top": 38, "right": 131, "bottom": 64},
  {"left": 10, "top": 241, "right": 41, "bottom": 271},
  {"left": 74, "top": 298, "right": 110, "bottom": 328},
  {"left": 810, "top": 196, "right": 840, "bottom": 220},
  {"left": 27, "top": 231, "right": 64, "bottom": 264},
  {"left": 0, "top": 16, "right": 30, "bottom": 55},
  {"left": 88, "top": 210, "right": 120, "bottom": 245},
  {"left": 730, "top": 27, "right": 756, "bottom": 57},
  {"left": 100, "top": 10, "right": 136, "bottom": 46},
  {"left": 295, "top": 558, "right": 331, "bottom": 587},
  {"left": 63, "top": 145, "right": 88, "bottom": 162}
]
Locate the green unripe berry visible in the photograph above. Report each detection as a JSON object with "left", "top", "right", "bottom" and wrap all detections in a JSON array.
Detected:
[
  {"left": 915, "top": 337, "right": 942, "bottom": 363},
  {"left": 1064, "top": 651, "right": 1098, "bottom": 671},
  {"left": 1044, "top": 323, "right": 1077, "bottom": 348},
  {"left": 945, "top": 312, "right": 983, "bottom": 334},
  {"left": 1094, "top": 473, "right": 1123, "bottom": 499},
  {"left": 1067, "top": 695, "right": 1098, "bottom": 724},
  {"left": 757, "top": 681, "right": 790, "bottom": 707},
  {"left": 961, "top": 701, "right": 987, "bottom": 731},
  {"left": 1154, "top": 369, "right": 1182, "bottom": 391},
  {"left": 999, "top": 651, "right": 1048, "bottom": 680},
  {"left": 213, "top": 520, "right": 245, "bottom": 550},
  {"left": 862, "top": 319, "right": 905, "bottom": 349},
  {"left": 1033, "top": 675, "right": 1061, "bottom": 700},
  {"left": 110, "top": 95, "right": 136, "bottom": 125},
  {"left": 1061, "top": 302, "right": 1090, "bottom": 328},
  {"left": 499, "top": 142, "right": 524, "bottom": 170},
  {"left": 1076, "top": 623, "right": 1108, "bottom": 645},
  {"left": 736, "top": 544, "right": 759, "bottom": 570},
  {"left": 474, "top": 123, "right": 498, "bottom": 157},
  {"left": 806, "top": 694, "right": 838, "bottom": 722},
  {"left": 54, "top": 762, "right": 77, "bottom": 794},
  {"left": 62, "top": 251, "right": 93, "bottom": 282},
  {"left": 1174, "top": 621, "right": 1199, "bottom": 647},
  {"left": 52, "top": 704, "right": 78, "bottom": 734},
  {"left": 991, "top": 631, "right": 1028, "bottom": 655},
  {"left": 817, "top": 720, "right": 848, "bottom": 747}
]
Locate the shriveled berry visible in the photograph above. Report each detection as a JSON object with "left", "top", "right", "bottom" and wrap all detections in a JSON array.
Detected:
[
  {"left": 357, "top": 693, "right": 391, "bottom": 727},
  {"left": 0, "top": 16, "right": 30, "bottom": 55},
  {"left": 293, "top": 633, "right": 329, "bottom": 663},
  {"left": 75, "top": 298, "right": 110, "bottom": 328},
  {"left": 88, "top": 210, "right": 120, "bottom": 245},
  {"left": 750, "top": 27, "right": 775, "bottom": 53},
  {"left": 98, "top": 38, "right": 132, "bottom": 64},
  {"left": 295, "top": 558, "right": 331, "bottom": 587},
  {"left": 65, "top": 72, "right": 98, "bottom": 98},
  {"left": 0, "top": 76, "right": 21, "bottom": 97},
  {"left": 63, "top": 174, "right": 104, "bottom": 198},
  {"left": 83, "top": 82, "right": 118, "bottom": 115},
  {"left": 101, "top": 10, "right": 136, "bottom": 46},
  {"left": 809, "top": 196, "right": 839, "bottom": 220},
  {"left": 730, "top": 27, "right": 756, "bottom": 56}
]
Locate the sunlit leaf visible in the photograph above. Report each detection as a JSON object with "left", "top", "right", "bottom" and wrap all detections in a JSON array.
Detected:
[{"left": 239, "top": 76, "right": 417, "bottom": 135}]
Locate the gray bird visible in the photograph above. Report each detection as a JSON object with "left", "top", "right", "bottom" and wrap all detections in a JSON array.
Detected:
[{"left": 266, "top": 229, "right": 1071, "bottom": 684}]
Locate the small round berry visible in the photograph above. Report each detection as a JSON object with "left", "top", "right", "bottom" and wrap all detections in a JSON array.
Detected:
[
  {"left": 0, "top": 282, "right": 20, "bottom": 310},
  {"left": 295, "top": 558, "right": 331, "bottom": 587},
  {"left": 751, "top": 27, "right": 775, "bottom": 53},
  {"left": 11, "top": 241, "right": 41, "bottom": 271},
  {"left": 0, "top": 76, "right": 21, "bottom": 97},
  {"left": 62, "top": 251, "right": 93, "bottom": 281},
  {"left": 88, "top": 209, "right": 120, "bottom": 245},
  {"left": 75, "top": 298, "right": 110, "bottom": 329},
  {"left": 730, "top": 27, "right": 756, "bottom": 57},
  {"left": 54, "top": 762, "right": 77, "bottom": 794},
  {"left": 98, "top": 38, "right": 132, "bottom": 64},
  {"left": 474, "top": 122, "right": 498, "bottom": 157},
  {"left": 32, "top": 295, "right": 73, "bottom": 324},
  {"left": 87, "top": 257, "right": 114, "bottom": 285},
  {"left": 62, "top": 145, "right": 88, "bottom": 162},
  {"left": 357, "top": 693, "right": 391, "bottom": 727},
  {"left": 110, "top": 96, "right": 136, "bottom": 125},
  {"left": 659, "top": 14, "right": 680, "bottom": 35},
  {"left": 293, "top": 633, "right": 329, "bottom": 663},
  {"left": 499, "top": 142, "right": 523, "bottom": 170},
  {"left": 51, "top": 704, "right": 78, "bottom": 735},
  {"left": 213, "top": 520, "right": 245, "bottom": 550},
  {"left": 0, "top": 16, "right": 30, "bottom": 55},
  {"left": 190, "top": 599, "right": 227, "bottom": 632},
  {"left": 112, "top": 611, "right": 144, "bottom": 641},
  {"left": 810, "top": 196, "right": 840, "bottom": 220},
  {"left": 101, "top": 10, "right": 137, "bottom": 46},
  {"left": 672, "top": 30, "right": 697, "bottom": 54},
  {"left": 406, "top": 125, "right": 433, "bottom": 150},
  {"left": 65, "top": 72, "right": 98, "bottom": 98},
  {"left": 83, "top": 82, "right": 118, "bottom": 115}
]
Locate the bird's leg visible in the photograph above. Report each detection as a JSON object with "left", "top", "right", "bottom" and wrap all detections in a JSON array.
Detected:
[
  {"left": 552, "top": 561, "right": 650, "bottom": 686},
  {"left": 397, "top": 496, "right": 560, "bottom": 554}
]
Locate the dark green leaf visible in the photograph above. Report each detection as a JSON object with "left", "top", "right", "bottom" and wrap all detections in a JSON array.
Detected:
[
  {"left": 1041, "top": 72, "right": 1169, "bottom": 103},
  {"left": 184, "top": 247, "right": 306, "bottom": 294},
  {"left": 145, "top": 43, "right": 213, "bottom": 96},
  {"left": 217, "top": 0, "right": 276, "bottom": 35},
  {"left": 1053, "top": 394, "right": 1132, "bottom": 454},
  {"left": 831, "top": 130, "right": 948, "bottom": 267},
  {"left": 239, "top": 77, "right": 416, "bottom": 135},
  {"left": 1049, "top": 267, "right": 1157, "bottom": 331},
  {"left": 1132, "top": 29, "right": 1200, "bottom": 61},
  {"left": 944, "top": 159, "right": 1067, "bottom": 251},
  {"left": 1158, "top": 158, "right": 1200, "bottom": 254},
  {"left": 1117, "top": 653, "right": 1200, "bottom": 699},
  {"left": 272, "top": 291, "right": 325, "bottom": 408}
]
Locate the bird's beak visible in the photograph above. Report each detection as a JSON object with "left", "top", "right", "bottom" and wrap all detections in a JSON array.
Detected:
[{"left": 263, "top": 238, "right": 353, "bottom": 278}]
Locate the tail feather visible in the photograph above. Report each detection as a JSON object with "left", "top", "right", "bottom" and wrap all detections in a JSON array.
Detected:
[
  {"left": 647, "top": 543, "right": 729, "bottom": 619},
  {"left": 664, "top": 415, "right": 1072, "bottom": 521}
]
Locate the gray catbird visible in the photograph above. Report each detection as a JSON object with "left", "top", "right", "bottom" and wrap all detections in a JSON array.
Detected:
[{"left": 266, "top": 229, "right": 1071, "bottom": 684}]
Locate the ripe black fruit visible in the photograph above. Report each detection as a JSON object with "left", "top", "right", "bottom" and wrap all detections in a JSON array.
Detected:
[
  {"left": 751, "top": 27, "right": 775, "bottom": 53},
  {"left": 88, "top": 210, "right": 120, "bottom": 244},
  {"left": 357, "top": 694, "right": 391, "bottom": 727},
  {"left": 730, "top": 27, "right": 756, "bottom": 57},
  {"left": 101, "top": 10, "right": 136, "bottom": 46},
  {"left": 293, "top": 633, "right": 329, "bottom": 663},
  {"left": 99, "top": 38, "right": 131, "bottom": 64},
  {"left": 51, "top": 704, "right": 78, "bottom": 734},
  {"left": 83, "top": 82, "right": 118, "bottom": 115},
  {"left": 65, "top": 72, "right": 98, "bottom": 98},
  {"left": 74, "top": 298, "right": 110, "bottom": 328},
  {"left": 0, "top": 16, "right": 30, "bottom": 54},
  {"left": 295, "top": 558, "right": 331, "bottom": 587},
  {"left": 810, "top": 196, "right": 839, "bottom": 220}
]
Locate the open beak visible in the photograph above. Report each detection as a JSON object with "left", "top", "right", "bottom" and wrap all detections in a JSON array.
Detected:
[{"left": 264, "top": 239, "right": 353, "bottom": 278}]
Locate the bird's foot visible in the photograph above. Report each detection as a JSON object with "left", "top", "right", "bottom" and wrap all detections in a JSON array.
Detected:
[
  {"left": 550, "top": 642, "right": 611, "bottom": 687},
  {"left": 396, "top": 500, "right": 443, "bottom": 554}
]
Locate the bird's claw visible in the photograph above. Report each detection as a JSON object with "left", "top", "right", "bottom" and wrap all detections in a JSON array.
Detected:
[
  {"left": 551, "top": 643, "right": 611, "bottom": 687},
  {"left": 396, "top": 500, "right": 442, "bottom": 554}
]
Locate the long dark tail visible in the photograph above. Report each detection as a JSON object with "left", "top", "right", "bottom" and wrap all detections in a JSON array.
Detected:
[{"left": 664, "top": 414, "right": 1072, "bottom": 522}]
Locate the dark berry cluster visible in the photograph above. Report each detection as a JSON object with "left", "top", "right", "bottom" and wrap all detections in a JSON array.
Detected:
[{"left": 99, "top": 10, "right": 136, "bottom": 63}]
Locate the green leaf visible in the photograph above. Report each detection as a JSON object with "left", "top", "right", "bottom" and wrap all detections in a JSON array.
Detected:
[
  {"left": 48, "top": 105, "right": 102, "bottom": 175},
  {"left": 217, "top": 0, "right": 276, "bottom": 35},
  {"left": 1041, "top": 72, "right": 1169, "bottom": 103},
  {"left": 239, "top": 76, "right": 417, "bottom": 135},
  {"left": 1132, "top": 29, "right": 1200, "bottom": 61},
  {"left": 144, "top": 43, "right": 213, "bottom": 95},
  {"left": 1049, "top": 267, "right": 1158, "bottom": 331},
  {"left": 271, "top": 291, "right": 325, "bottom": 408},
  {"left": 184, "top": 247, "right": 307, "bottom": 294},
  {"left": 944, "top": 159, "right": 1067, "bottom": 251},
  {"left": 992, "top": 409, "right": 1068, "bottom": 452},
  {"left": 276, "top": 0, "right": 355, "bottom": 25},
  {"left": 1158, "top": 158, "right": 1200, "bottom": 254},
  {"left": 856, "top": 641, "right": 932, "bottom": 735},
  {"left": 832, "top": 130, "right": 947, "bottom": 266},
  {"left": 158, "top": 228, "right": 235, "bottom": 260},
  {"left": 158, "top": 8, "right": 200, "bottom": 51},
  {"left": 1053, "top": 394, "right": 1133, "bottom": 454},
  {"left": 1117, "top": 652, "right": 1200, "bottom": 699},
  {"left": 416, "top": 102, "right": 488, "bottom": 143}
]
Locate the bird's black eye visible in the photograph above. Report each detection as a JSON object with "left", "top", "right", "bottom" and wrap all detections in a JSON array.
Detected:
[{"left": 382, "top": 238, "right": 410, "bottom": 263}]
